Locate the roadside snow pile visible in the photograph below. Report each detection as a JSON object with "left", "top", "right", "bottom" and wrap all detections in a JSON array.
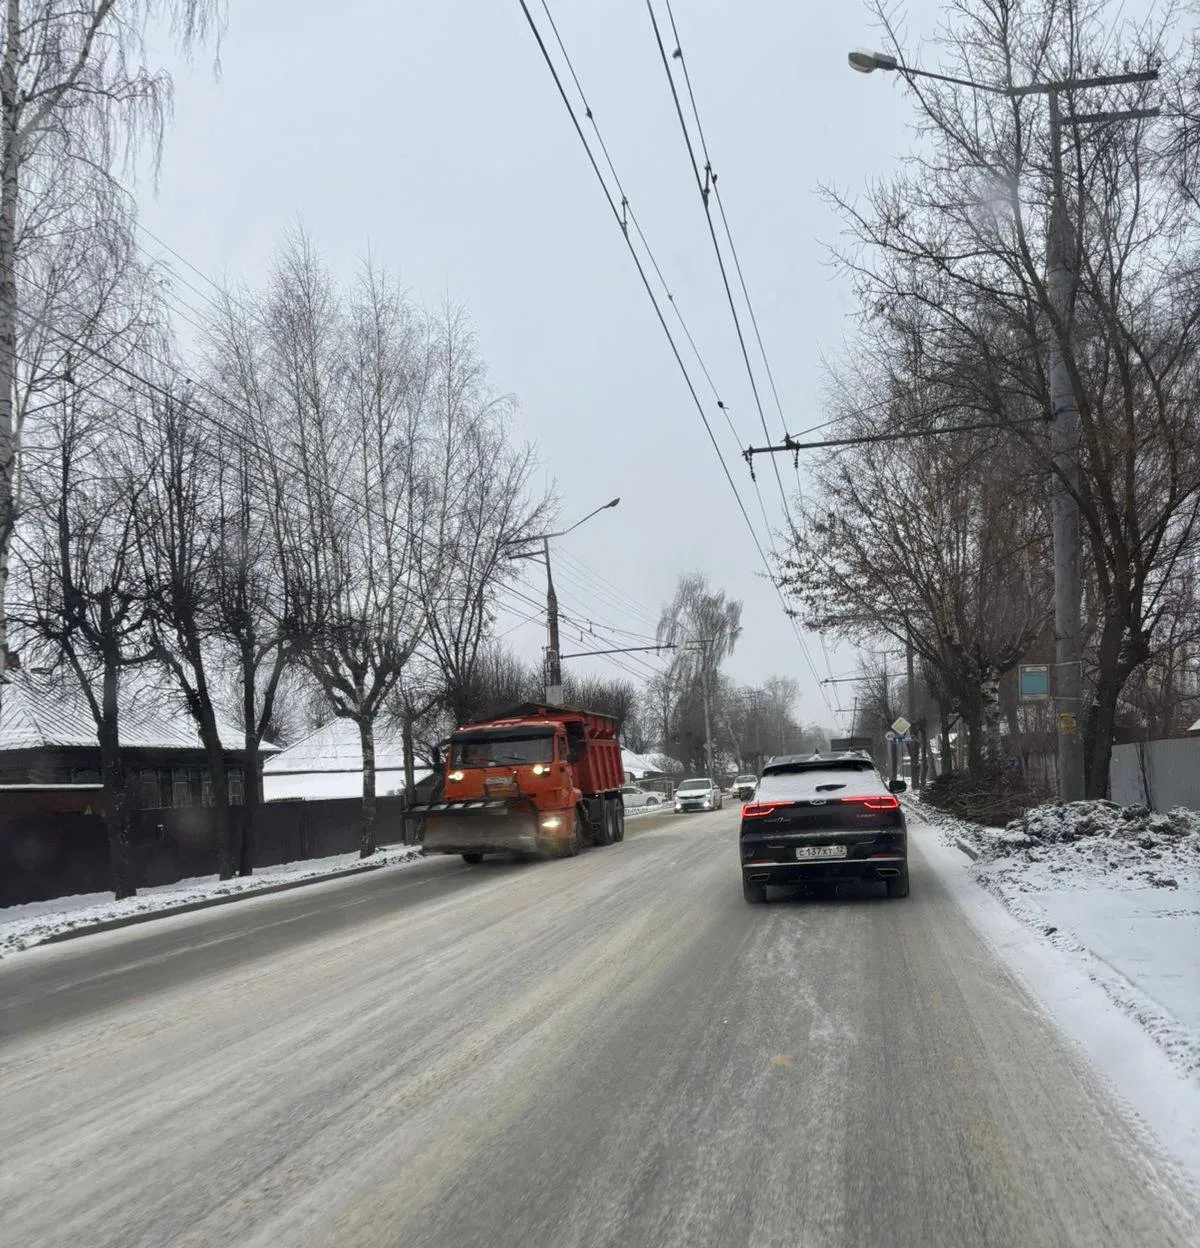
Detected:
[
  {"left": 920, "top": 797, "right": 1200, "bottom": 1078},
  {"left": 0, "top": 843, "right": 423, "bottom": 957},
  {"left": 982, "top": 801, "right": 1200, "bottom": 887}
]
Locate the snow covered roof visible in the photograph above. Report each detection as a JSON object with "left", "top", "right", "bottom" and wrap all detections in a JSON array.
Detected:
[
  {"left": 264, "top": 767, "right": 429, "bottom": 801},
  {"left": 264, "top": 718, "right": 409, "bottom": 775},
  {"left": 0, "top": 672, "right": 265, "bottom": 754},
  {"left": 1189, "top": 718, "right": 1200, "bottom": 734},
  {"left": 622, "top": 748, "right": 663, "bottom": 779}
]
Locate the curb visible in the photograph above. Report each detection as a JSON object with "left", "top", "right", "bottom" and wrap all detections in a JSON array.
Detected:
[
  {"left": 30, "top": 853, "right": 421, "bottom": 949},
  {"left": 954, "top": 837, "right": 980, "bottom": 862}
]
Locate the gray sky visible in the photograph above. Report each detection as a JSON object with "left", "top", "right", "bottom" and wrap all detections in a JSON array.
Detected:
[{"left": 138, "top": 0, "right": 943, "bottom": 729}]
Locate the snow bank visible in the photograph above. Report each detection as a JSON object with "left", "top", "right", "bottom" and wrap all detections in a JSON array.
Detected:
[
  {"left": 916, "top": 798, "right": 1200, "bottom": 1080},
  {"left": 0, "top": 844, "right": 423, "bottom": 957}
]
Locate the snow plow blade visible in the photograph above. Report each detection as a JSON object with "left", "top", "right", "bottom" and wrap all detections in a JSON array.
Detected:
[{"left": 414, "top": 798, "right": 547, "bottom": 858}]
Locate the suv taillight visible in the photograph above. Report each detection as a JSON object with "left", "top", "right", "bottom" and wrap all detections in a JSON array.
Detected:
[
  {"left": 741, "top": 803, "right": 778, "bottom": 819},
  {"left": 842, "top": 795, "right": 900, "bottom": 811}
]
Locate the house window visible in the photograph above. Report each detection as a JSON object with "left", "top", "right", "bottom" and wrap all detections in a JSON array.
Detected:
[
  {"left": 140, "top": 770, "right": 160, "bottom": 809},
  {"left": 71, "top": 767, "right": 101, "bottom": 784},
  {"left": 200, "top": 770, "right": 213, "bottom": 807},
  {"left": 228, "top": 768, "right": 244, "bottom": 806},
  {"left": 172, "top": 768, "right": 190, "bottom": 809}
]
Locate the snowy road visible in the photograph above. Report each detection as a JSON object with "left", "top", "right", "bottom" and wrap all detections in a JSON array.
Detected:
[{"left": 1, "top": 808, "right": 1197, "bottom": 1247}]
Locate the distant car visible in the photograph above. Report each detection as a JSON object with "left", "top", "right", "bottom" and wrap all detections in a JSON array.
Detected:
[
  {"left": 733, "top": 774, "right": 758, "bottom": 801},
  {"left": 621, "top": 784, "right": 663, "bottom": 810},
  {"left": 674, "top": 777, "right": 723, "bottom": 813},
  {"left": 739, "top": 752, "right": 908, "bottom": 903}
]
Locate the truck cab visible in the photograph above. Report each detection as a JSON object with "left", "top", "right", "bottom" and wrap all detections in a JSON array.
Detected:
[{"left": 420, "top": 703, "right": 625, "bottom": 862}]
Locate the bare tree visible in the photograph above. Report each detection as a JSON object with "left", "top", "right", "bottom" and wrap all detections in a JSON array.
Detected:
[
  {"left": 263, "top": 236, "right": 431, "bottom": 857},
  {"left": 656, "top": 573, "right": 743, "bottom": 771},
  {"left": 562, "top": 672, "right": 638, "bottom": 734},
  {"left": 13, "top": 205, "right": 161, "bottom": 897},
  {"left": 0, "top": 0, "right": 222, "bottom": 721},
  {"left": 783, "top": 378, "right": 1051, "bottom": 773},
  {"left": 134, "top": 384, "right": 240, "bottom": 878},
  {"left": 17, "top": 398, "right": 150, "bottom": 897},
  {"left": 203, "top": 286, "right": 312, "bottom": 874},
  {"left": 822, "top": 0, "right": 1200, "bottom": 792}
]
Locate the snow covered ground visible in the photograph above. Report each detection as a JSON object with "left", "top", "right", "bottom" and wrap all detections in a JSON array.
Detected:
[
  {"left": 911, "top": 798, "right": 1200, "bottom": 1181},
  {"left": 0, "top": 843, "right": 423, "bottom": 957}
]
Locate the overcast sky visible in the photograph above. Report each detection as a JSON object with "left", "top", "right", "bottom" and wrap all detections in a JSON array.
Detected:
[{"left": 138, "top": 0, "right": 944, "bottom": 730}]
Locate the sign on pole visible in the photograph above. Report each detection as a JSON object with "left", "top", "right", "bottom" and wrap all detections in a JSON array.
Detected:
[
  {"left": 1019, "top": 664, "right": 1050, "bottom": 701},
  {"left": 890, "top": 716, "right": 911, "bottom": 736},
  {"left": 885, "top": 730, "right": 897, "bottom": 743}
]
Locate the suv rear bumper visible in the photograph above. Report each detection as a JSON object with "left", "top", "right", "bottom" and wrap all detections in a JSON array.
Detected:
[
  {"left": 741, "top": 854, "right": 906, "bottom": 887},
  {"left": 740, "top": 825, "right": 906, "bottom": 887}
]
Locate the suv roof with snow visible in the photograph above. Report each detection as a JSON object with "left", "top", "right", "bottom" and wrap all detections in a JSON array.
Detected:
[{"left": 761, "top": 751, "right": 876, "bottom": 775}]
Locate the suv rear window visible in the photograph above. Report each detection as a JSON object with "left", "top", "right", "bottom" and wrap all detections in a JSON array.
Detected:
[{"left": 755, "top": 763, "right": 888, "bottom": 802}]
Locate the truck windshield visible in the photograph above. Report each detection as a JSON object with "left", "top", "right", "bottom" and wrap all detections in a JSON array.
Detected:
[{"left": 451, "top": 734, "right": 554, "bottom": 767}]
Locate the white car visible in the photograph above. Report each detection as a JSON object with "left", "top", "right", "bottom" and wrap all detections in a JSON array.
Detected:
[
  {"left": 674, "top": 778, "right": 723, "bottom": 813},
  {"left": 621, "top": 784, "right": 664, "bottom": 809}
]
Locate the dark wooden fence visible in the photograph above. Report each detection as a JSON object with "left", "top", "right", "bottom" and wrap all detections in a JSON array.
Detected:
[{"left": 0, "top": 797, "right": 415, "bottom": 908}]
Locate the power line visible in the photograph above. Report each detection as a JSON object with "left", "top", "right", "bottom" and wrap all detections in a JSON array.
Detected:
[
  {"left": 641, "top": 0, "right": 835, "bottom": 712},
  {"left": 660, "top": 0, "right": 797, "bottom": 497},
  {"left": 642, "top": 0, "right": 793, "bottom": 517},
  {"left": 518, "top": 1, "right": 833, "bottom": 716}
]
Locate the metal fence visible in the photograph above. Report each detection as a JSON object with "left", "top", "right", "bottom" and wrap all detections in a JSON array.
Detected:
[{"left": 1110, "top": 738, "right": 1200, "bottom": 812}]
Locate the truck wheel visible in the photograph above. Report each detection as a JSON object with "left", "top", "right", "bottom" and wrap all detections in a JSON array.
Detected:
[
  {"left": 602, "top": 798, "right": 618, "bottom": 846},
  {"left": 462, "top": 853, "right": 484, "bottom": 865},
  {"left": 614, "top": 801, "right": 625, "bottom": 842}
]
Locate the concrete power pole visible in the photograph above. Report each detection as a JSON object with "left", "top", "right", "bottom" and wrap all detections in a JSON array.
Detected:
[
  {"left": 543, "top": 536, "right": 563, "bottom": 705},
  {"left": 699, "top": 639, "right": 714, "bottom": 778},
  {"left": 882, "top": 666, "right": 898, "bottom": 782},
  {"left": 906, "top": 627, "right": 919, "bottom": 788},
  {"left": 1046, "top": 89, "right": 1085, "bottom": 802}
]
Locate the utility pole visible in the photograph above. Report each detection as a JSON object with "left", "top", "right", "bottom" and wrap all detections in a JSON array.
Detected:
[
  {"left": 1045, "top": 87, "right": 1084, "bottom": 802},
  {"left": 905, "top": 625, "right": 918, "bottom": 788},
  {"left": 699, "top": 637, "right": 714, "bottom": 778},
  {"left": 501, "top": 497, "right": 619, "bottom": 708},
  {"left": 543, "top": 536, "right": 563, "bottom": 705},
  {"left": 882, "top": 665, "right": 897, "bottom": 782}
]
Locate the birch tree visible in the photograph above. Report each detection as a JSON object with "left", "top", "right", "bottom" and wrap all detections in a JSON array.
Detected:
[
  {"left": 265, "top": 236, "right": 431, "bottom": 857},
  {"left": 204, "top": 287, "right": 310, "bottom": 875},
  {"left": 417, "top": 301, "right": 551, "bottom": 730},
  {"left": 0, "top": 0, "right": 221, "bottom": 720}
]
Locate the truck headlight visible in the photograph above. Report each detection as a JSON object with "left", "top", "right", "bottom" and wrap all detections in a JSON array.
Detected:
[
  {"left": 449, "top": 770, "right": 464, "bottom": 782},
  {"left": 531, "top": 764, "right": 548, "bottom": 776},
  {"left": 539, "top": 815, "right": 562, "bottom": 829}
]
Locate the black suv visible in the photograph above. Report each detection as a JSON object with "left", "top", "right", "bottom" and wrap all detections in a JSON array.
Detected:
[{"left": 739, "top": 752, "right": 908, "bottom": 903}]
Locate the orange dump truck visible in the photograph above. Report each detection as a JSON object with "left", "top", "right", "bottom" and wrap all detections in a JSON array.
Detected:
[{"left": 419, "top": 702, "right": 626, "bottom": 862}]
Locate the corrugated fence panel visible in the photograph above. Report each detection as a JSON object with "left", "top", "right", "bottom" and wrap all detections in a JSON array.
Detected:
[{"left": 1110, "top": 739, "right": 1200, "bottom": 812}]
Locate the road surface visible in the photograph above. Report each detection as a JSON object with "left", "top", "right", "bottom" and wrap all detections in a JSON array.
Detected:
[{"left": 1, "top": 807, "right": 1197, "bottom": 1247}]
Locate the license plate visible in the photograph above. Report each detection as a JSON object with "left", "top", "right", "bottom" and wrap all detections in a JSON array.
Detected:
[{"left": 795, "top": 845, "right": 847, "bottom": 860}]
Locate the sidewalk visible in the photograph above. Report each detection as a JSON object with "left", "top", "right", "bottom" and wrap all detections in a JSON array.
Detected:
[
  {"left": 914, "top": 798, "right": 1200, "bottom": 1079},
  {"left": 0, "top": 844, "right": 423, "bottom": 957}
]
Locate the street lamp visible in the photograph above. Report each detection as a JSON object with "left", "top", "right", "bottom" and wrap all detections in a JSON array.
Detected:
[
  {"left": 847, "top": 47, "right": 1158, "bottom": 801},
  {"left": 506, "top": 497, "right": 621, "bottom": 704}
]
